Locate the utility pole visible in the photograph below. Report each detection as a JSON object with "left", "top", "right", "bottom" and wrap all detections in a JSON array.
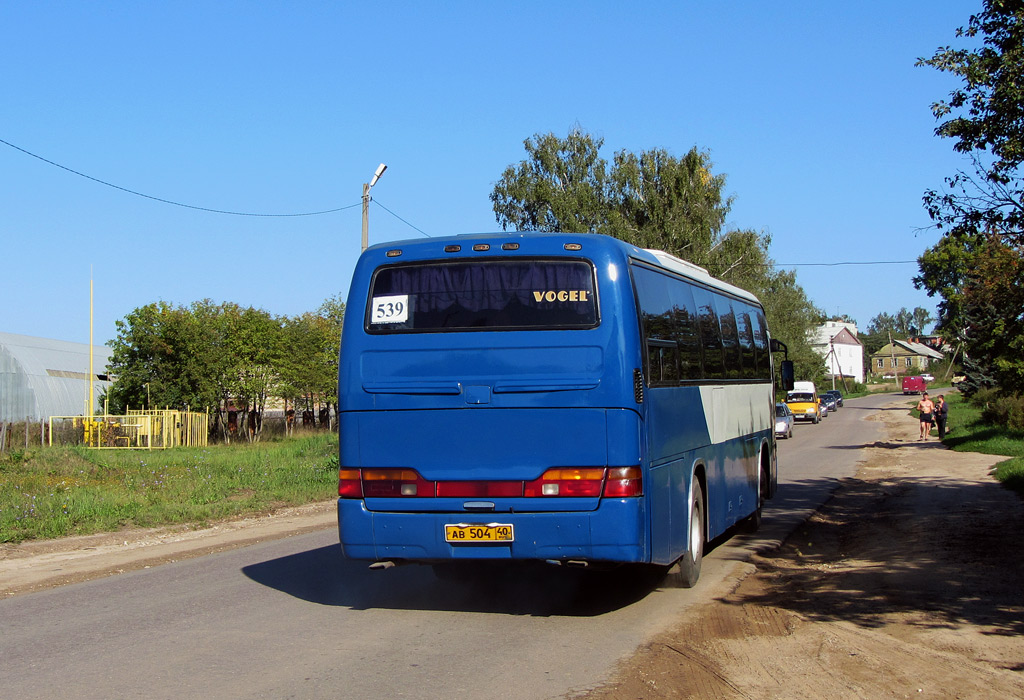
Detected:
[{"left": 361, "top": 163, "right": 388, "bottom": 253}]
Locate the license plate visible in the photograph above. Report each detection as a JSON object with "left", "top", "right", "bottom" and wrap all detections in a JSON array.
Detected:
[{"left": 445, "top": 523, "right": 514, "bottom": 543}]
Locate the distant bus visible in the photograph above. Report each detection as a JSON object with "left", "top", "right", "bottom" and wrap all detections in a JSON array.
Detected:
[{"left": 336, "top": 232, "right": 781, "bottom": 586}]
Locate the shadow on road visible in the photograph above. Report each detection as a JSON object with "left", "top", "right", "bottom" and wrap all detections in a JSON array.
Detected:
[
  {"left": 242, "top": 476, "right": 864, "bottom": 617},
  {"left": 241, "top": 545, "right": 675, "bottom": 616}
]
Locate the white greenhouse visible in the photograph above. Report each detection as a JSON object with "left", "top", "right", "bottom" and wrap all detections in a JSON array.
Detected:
[{"left": 0, "top": 332, "right": 113, "bottom": 422}]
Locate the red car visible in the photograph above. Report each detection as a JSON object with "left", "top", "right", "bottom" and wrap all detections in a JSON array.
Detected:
[{"left": 902, "top": 376, "right": 927, "bottom": 395}]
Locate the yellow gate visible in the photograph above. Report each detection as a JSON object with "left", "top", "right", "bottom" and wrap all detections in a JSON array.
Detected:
[{"left": 50, "top": 410, "right": 209, "bottom": 449}]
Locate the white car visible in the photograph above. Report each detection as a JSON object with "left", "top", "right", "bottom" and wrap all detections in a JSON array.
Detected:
[
  {"left": 921, "top": 373, "right": 935, "bottom": 382},
  {"left": 775, "top": 402, "right": 795, "bottom": 439}
]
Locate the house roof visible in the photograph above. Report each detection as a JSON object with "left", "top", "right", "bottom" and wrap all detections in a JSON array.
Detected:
[
  {"left": 871, "top": 340, "right": 944, "bottom": 360},
  {"left": 827, "top": 327, "right": 861, "bottom": 346},
  {"left": 810, "top": 321, "right": 859, "bottom": 345}
]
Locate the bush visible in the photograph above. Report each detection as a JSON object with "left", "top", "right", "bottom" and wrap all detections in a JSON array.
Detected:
[{"left": 973, "top": 388, "right": 1024, "bottom": 432}]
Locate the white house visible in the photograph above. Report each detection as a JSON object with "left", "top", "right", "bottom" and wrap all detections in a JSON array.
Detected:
[{"left": 810, "top": 321, "right": 864, "bottom": 384}]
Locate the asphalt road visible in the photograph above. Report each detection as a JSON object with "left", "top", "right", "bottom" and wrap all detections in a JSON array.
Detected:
[{"left": 0, "top": 393, "right": 897, "bottom": 700}]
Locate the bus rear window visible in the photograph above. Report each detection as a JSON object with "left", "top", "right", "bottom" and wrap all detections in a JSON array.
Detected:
[{"left": 365, "top": 259, "right": 599, "bottom": 332}]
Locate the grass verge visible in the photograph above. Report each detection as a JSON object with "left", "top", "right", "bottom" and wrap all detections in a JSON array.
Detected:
[
  {"left": 942, "top": 393, "right": 1024, "bottom": 496},
  {"left": 0, "top": 433, "right": 338, "bottom": 543}
]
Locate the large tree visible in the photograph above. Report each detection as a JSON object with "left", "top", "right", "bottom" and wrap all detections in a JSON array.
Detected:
[
  {"left": 917, "top": 1, "right": 1024, "bottom": 393},
  {"left": 491, "top": 128, "right": 824, "bottom": 381},
  {"left": 955, "top": 238, "right": 1024, "bottom": 395},
  {"left": 105, "top": 300, "right": 230, "bottom": 415},
  {"left": 490, "top": 129, "right": 608, "bottom": 234},
  {"left": 917, "top": 0, "right": 1024, "bottom": 245}
]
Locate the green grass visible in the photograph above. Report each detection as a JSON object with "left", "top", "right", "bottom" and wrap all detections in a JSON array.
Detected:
[
  {"left": 942, "top": 393, "right": 1024, "bottom": 496},
  {"left": 0, "top": 434, "right": 338, "bottom": 543}
]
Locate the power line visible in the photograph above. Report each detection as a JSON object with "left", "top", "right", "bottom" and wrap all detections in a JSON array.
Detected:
[
  {"left": 372, "top": 198, "right": 431, "bottom": 238},
  {"left": 1, "top": 137, "right": 359, "bottom": 217},
  {"left": 1, "top": 137, "right": 926, "bottom": 262},
  {"left": 776, "top": 260, "right": 918, "bottom": 267}
]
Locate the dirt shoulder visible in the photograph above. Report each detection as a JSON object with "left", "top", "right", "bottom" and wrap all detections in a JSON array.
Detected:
[
  {"left": 588, "top": 400, "right": 1024, "bottom": 699},
  {"left": 0, "top": 501, "right": 337, "bottom": 597}
]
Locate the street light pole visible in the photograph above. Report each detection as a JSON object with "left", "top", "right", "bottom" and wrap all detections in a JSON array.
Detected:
[{"left": 361, "top": 163, "right": 387, "bottom": 253}]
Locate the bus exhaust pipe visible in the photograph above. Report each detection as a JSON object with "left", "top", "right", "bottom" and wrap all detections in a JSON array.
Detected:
[
  {"left": 368, "top": 561, "right": 397, "bottom": 571},
  {"left": 546, "top": 559, "right": 590, "bottom": 568}
]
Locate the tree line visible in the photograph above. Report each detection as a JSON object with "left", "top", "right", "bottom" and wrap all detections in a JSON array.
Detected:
[
  {"left": 104, "top": 295, "right": 345, "bottom": 441},
  {"left": 861, "top": 307, "right": 935, "bottom": 356}
]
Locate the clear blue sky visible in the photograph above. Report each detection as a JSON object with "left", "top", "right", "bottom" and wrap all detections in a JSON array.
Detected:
[{"left": 1, "top": 1, "right": 976, "bottom": 346}]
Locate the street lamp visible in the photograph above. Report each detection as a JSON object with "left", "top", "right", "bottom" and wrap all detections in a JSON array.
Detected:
[{"left": 361, "top": 163, "right": 388, "bottom": 252}]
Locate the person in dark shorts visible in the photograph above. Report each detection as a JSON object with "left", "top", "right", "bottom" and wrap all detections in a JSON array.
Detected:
[
  {"left": 935, "top": 395, "right": 949, "bottom": 439},
  {"left": 916, "top": 392, "right": 935, "bottom": 440}
]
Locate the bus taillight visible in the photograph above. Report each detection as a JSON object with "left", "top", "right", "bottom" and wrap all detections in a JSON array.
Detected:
[
  {"left": 362, "top": 469, "right": 436, "bottom": 497},
  {"left": 524, "top": 468, "right": 605, "bottom": 497},
  {"left": 338, "top": 469, "right": 363, "bottom": 498},
  {"left": 603, "top": 467, "right": 643, "bottom": 497}
]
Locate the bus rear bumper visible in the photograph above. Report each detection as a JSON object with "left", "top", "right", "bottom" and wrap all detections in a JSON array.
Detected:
[{"left": 337, "top": 498, "right": 648, "bottom": 565}]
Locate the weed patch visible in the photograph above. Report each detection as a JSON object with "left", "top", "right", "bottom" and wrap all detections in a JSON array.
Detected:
[{"left": 0, "top": 434, "right": 337, "bottom": 543}]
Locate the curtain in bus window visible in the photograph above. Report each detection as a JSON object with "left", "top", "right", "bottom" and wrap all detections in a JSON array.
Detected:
[
  {"left": 692, "top": 287, "right": 724, "bottom": 379},
  {"left": 368, "top": 260, "right": 598, "bottom": 331},
  {"left": 737, "top": 307, "right": 756, "bottom": 380}
]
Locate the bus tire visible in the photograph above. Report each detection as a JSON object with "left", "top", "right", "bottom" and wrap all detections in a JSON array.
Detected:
[{"left": 676, "top": 482, "right": 704, "bottom": 588}]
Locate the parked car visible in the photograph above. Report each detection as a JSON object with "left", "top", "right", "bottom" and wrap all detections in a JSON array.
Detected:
[
  {"left": 819, "top": 397, "right": 830, "bottom": 418},
  {"left": 824, "top": 390, "right": 844, "bottom": 408},
  {"left": 921, "top": 373, "right": 935, "bottom": 382},
  {"left": 775, "top": 402, "right": 795, "bottom": 439},
  {"left": 821, "top": 393, "right": 838, "bottom": 413}
]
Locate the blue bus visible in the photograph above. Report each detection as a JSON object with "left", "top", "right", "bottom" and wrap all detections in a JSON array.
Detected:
[{"left": 337, "top": 232, "right": 781, "bottom": 586}]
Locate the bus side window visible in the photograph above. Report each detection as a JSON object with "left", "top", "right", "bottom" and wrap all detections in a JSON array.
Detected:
[
  {"left": 751, "top": 310, "right": 770, "bottom": 379},
  {"left": 737, "top": 308, "right": 756, "bottom": 380},
  {"left": 715, "top": 296, "right": 742, "bottom": 380},
  {"left": 647, "top": 339, "right": 679, "bottom": 385},
  {"left": 670, "top": 282, "right": 701, "bottom": 381},
  {"left": 634, "top": 268, "right": 680, "bottom": 387},
  {"left": 693, "top": 288, "right": 724, "bottom": 380}
]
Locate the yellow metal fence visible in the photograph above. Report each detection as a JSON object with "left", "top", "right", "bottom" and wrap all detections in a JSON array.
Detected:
[{"left": 49, "top": 410, "right": 208, "bottom": 449}]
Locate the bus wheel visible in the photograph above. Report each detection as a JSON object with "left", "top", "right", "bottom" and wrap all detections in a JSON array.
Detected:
[{"left": 676, "top": 483, "right": 704, "bottom": 588}]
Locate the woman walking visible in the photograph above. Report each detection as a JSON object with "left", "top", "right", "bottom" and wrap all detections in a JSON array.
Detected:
[{"left": 935, "top": 395, "right": 949, "bottom": 439}]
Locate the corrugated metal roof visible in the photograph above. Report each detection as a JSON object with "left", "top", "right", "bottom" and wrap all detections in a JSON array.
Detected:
[
  {"left": 895, "top": 339, "right": 945, "bottom": 361},
  {"left": 0, "top": 332, "right": 114, "bottom": 421}
]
